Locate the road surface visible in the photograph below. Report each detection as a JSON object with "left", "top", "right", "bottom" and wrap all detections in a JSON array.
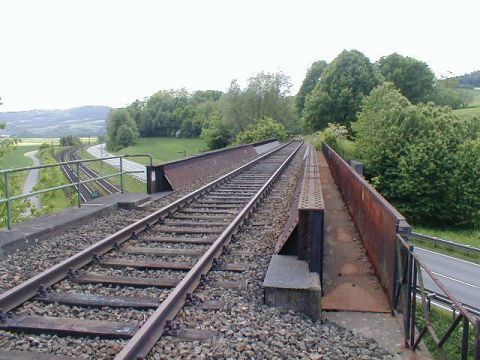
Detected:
[
  {"left": 86, "top": 144, "right": 146, "bottom": 182},
  {"left": 22, "top": 151, "right": 41, "bottom": 214},
  {"left": 415, "top": 247, "right": 480, "bottom": 310}
]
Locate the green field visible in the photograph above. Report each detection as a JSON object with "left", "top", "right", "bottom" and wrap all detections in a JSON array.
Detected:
[
  {"left": 3, "top": 145, "right": 38, "bottom": 170},
  {"left": 112, "top": 137, "right": 207, "bottom": 165},
  {"left": 19, "top": 137, "right": 98, "bottom": 146},
  {"left": 454, "top": 89, "right": 480, "bottom": 120},
  {"left": 413, "top": 226, "right": 480, "bottom": 264}
]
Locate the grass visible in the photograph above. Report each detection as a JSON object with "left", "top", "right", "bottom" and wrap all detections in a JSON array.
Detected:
[
  {"left": 454, "top": 89, "right": 480, "bottom": 120},
  {"left": 80, "top": 149, "right": 146, "bottom": 193},
  {"left": 112, "top": 137, "right": 207, "bottom": 165},
  {"left": 3, "top": 145, "right": 38, "bottom": 169},
  {"left": 19, "top": 137, "right": 98, "bottom": 146},
  {"left": 35, "top": 148, "right": 71, "bottom": 213},
  {"left": 412, "top": 226, "right": 480, "bottom": 264},
  {"left": 416, "top": 305, "right": 476, "bottom": 359}
]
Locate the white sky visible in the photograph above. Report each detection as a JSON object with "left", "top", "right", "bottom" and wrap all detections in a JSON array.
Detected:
[{"left": 0, "top": 0, "right": 478, "bottom": 112}]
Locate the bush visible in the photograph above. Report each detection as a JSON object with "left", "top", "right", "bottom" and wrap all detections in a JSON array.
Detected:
[
  {"left": 60, "top": 135, "right": 82, "bottom": 147},
  {"left": 353, "top": 82, "right": 480, "bottom": 226},
  {"left": 233, "top": 117, "right": 287, "bottom": 145},
  {"left": 200, "top": 115, "right": 232, "bottom": 150},
  {"left": 313, "top": 123, "right": 355, "bottom": 160}
]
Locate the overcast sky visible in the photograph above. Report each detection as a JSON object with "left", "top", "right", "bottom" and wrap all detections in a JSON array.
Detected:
[{"left": 0, "top": 0, "right": 478, "bottom": 112}]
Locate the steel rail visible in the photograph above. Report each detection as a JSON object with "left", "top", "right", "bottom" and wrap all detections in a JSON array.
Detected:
[
  {"left": 58, "top": 149, "right": 89, "bottom": 203},
  {"left": 60, "top": 148, "right": 95, "bottom": 199},
  {"left": 0, "top": 140, "right": 296, "bottom": 314},
  {"left": 115, "top": 140, "right": 303, "bottom": 360},
  {"left": 70, "top": 150, "right": 121, "bottom": 194}
]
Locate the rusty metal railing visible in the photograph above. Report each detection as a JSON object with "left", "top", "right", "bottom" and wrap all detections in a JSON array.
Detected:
[{"left": 395, "top": 232, "right": 480, "bottom": 359}]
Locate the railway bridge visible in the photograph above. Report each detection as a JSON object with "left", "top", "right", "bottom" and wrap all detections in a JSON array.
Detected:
[{"left": 0, "top": 139, "right": 478, "bottom": 359}]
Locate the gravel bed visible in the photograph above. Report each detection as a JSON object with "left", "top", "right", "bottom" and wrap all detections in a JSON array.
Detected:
[
  {"left": 102, "top": 252, "right": 202, "bottom": 263},
  {"left": 54, "top": 282, "right": 171, "bottom": 300},
  {"left": 148, "top": 144, "right": 393, "bottom": 359},
  {"left": 85, "top": 265, "right": 189, "bottom": 280},
  {"left": 13, "top": 301, "right": 154, "bottom": 323},
  {"left": 126, "top": 239, "right": 210, "bottom": 250}
]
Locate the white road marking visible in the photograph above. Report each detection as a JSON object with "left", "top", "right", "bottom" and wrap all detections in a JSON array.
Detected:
[
  {"left": 431, "top": 271, "right": 480, "bottom": 289},
  {"left": 417, "top": 247, "right": 480, "bottom": 267}
]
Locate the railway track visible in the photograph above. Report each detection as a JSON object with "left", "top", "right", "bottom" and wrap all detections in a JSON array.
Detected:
[
  {"left": 58, "top": 147, "right": 120, "bottom": 202},
  {"left": 0, "top": 140, "right": 302, "bottom": 359}
]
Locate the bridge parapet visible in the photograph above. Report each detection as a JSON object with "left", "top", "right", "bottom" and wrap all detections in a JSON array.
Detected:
[{"left": 146, "top": 139, "right": 280, "bottom": 193}]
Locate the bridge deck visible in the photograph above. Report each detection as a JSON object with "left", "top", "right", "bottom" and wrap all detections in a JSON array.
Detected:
[{"left": 318, "top": 151, "right": 390, "bottom": 313}]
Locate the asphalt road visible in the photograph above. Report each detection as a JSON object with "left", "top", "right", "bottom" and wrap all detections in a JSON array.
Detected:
[
  {"left": 415, "top": 247, "right": 480, "bottom": 310},
  {"left": 87, "top": 144, "right": 147, "bottom": 182}
]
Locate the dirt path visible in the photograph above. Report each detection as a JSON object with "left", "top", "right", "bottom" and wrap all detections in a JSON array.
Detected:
[{"left": 22, "top": 151, "right": 41, "bottom": 214}]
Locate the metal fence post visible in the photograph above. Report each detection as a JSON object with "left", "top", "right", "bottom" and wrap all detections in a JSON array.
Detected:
[
  {"left": 474, "top": 318, "right": 480, "bottom": 360},
  {"left": 4, "top": 172, "right": 12, "bottom": 230},
  {"left": 404, "top": 244, "right": 413, "bottom": 347},
  {"left": 119, "top": 157, "right": 124, "bottom": 193},
  {"left": 76, "top": 162, "right": 81, "bottom": 208},
  {"left": 461, "top": 317, "right": 470, "bottom": 360},
  {"left": 410, "top": 257, "right": 417, "bottom": 348}
]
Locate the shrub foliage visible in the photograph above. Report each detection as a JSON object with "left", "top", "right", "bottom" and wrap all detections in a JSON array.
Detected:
[{"left": 353, "top": 83, "right": 480, "bottom": 226}]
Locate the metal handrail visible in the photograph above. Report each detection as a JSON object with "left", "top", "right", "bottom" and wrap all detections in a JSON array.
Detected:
[
  {"left": 395, "top": 233, "right": 480, "bottom": 359},
  {"left": 1, "top": 154, "right": 153, "bottom": 229}
]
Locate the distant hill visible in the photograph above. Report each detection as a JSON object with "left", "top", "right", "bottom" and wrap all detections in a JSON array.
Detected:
[
  {"left": 448, "top": 70, "right": 480, "bottom": 89},
  {"left": 0, "top": 105, "right": 111, "bottom": 137}
]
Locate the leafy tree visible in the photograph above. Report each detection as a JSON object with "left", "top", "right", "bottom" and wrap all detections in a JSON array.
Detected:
[
  {"left": 378, "top": 53, "right": 435, "bottom": 104},
  {"left": 296, "top": 60, "right": 328, "bottom": 115},
  {"left": 221, "top": 72, "right": 299, "bottom": 134},
  {"left": 0, "top": 122, "right": 31, "bottom": 227},
  {"left": 60, "top": 134, "right": 82, "bottom": 146},
  {"left": 115, "top": 125, "right": 138, "bottom": 148},
  {"left": 106, "top": 109, "right": 139, "bottom": 150},
  {"left": 303, "top": 50, "right": 381, "bottom": 131},
  {"left": 200, "top": 114, "right": 232, "bottom": 150},
  {"left": 233, "top": 117, "right": 287, "bottom": 145},
  {"left": 353, "top": 82, "right": 480, "bottom": 226}
]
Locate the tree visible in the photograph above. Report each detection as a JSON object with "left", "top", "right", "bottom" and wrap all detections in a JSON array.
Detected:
[
  {"left": 303, "top": 50, "right": 381, "bottom": 131},
  {"left": 106, "top": 109, "right": 139, "bottom": 150},
  {"left": 116, "top": 124, "right": 138, "bottom": 148},
  {"left": 353, "top": 82, "right": 480, "bottom": 226},
  {"left": 220, "top": 72, "right": 299, "bottom": 134},
  {"left": 200, "top": 114, "right": 232, "bottom": 150},
  {"left": 378, "top": 53, "right": 435, "bottom": 104},
  {"left": 296, "top": 60, "right": 328, "bottom": 115},
  {"left": 60, "top": 134, "right": 82, "bottom": 146},
  {"left": 233, "top": 117, "right": 287, "bottom": 145}
]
